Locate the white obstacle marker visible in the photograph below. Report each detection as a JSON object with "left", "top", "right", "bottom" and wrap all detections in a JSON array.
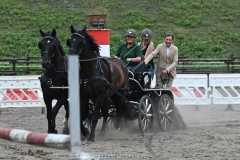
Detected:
[{"left": 68, "top": 55, "right": 82, "bottom": 159}]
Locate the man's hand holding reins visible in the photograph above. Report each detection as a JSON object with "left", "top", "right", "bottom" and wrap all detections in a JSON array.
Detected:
[
  {"left": 162, "top": 69, "right": 168, "bottom": 74},
  {"left": 126, "top": 58, "right": 132, "bottom": 62}
]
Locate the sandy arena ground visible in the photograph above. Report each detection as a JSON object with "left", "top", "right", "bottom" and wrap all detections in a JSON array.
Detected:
[{"left": 0, "top": 104, "right": 240, "bottom": 160}]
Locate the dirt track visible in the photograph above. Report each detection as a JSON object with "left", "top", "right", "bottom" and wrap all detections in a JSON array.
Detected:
[{"left": 0, "top": 104, "right": 240, "bottom": 160}]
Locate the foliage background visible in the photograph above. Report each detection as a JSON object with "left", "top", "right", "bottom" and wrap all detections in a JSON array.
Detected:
[{"left": 0, "top": 0, "right": 239, "bottom": 59}]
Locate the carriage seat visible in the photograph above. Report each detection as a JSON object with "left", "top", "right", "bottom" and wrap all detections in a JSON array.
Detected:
[
  {"left": 131, "top": 61, "right": 151, "bottom": 89},
  {"left": 134, "top": 72, "right": 151, "bottom": 89},
  {"left": 131, "top": 61, "right": 145, "bottom": 75}
]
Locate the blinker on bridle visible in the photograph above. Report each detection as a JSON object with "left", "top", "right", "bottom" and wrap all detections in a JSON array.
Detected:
[{"left": 68, "top": 33, "right": 86, "bottom": 56}]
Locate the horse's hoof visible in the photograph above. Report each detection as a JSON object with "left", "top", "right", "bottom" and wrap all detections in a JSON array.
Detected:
[
  {"left": 114, "top": 124, "right": 119, "bottom": 130},
  {"left": 62, "top": 127, "right": 69, "bottom": 134},
  {"left": 53, "top": 130, "right": 58, "bottom": 134},
  {"left": 81, "top": 135, "right": 87, "bottom": 141},
  {"left": 98, "top": 131, "right": 106, "bottom": 137},
  {"left": 87, "top": 138, "right": 95, "bottom": 142},
  {"left": 48, "top": 129, "right": 58, "bottom": 134},
  {"left": 82, "top": 128, "right": 90, "bottom": 137}
]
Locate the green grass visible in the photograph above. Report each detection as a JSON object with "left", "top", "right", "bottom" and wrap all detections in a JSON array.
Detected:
[{"left": 0, "top": 0, "right": 240, "bottom": 61}]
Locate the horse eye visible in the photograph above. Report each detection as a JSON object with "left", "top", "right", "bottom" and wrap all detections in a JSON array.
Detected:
[
  {"left": 38, "top": 42, "right": 42, "bottom": 49},
  {"left": 53, "top": 43, "right": 57, "bottom": 47}
]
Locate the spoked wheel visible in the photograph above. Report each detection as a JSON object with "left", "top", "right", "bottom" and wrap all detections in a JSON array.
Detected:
[
  {"left": 83, "top": 101, "right": 93, "bottom": 131},
  {"left": 107, "top": 108, "right": 116, "bottom": 129},
  {"left": 157, "top": 94, "right": 174, "bottom": 131},
  {"left": 138, "top": 95, "right": 153, "bottom": 135},
  {"left": 107, "top": 117, "right": 116, "bottom": 129},
  {"left": 83, "top": 114, "right": 92, "bottom": 131}
]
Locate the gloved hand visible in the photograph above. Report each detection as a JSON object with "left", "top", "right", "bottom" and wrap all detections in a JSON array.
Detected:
[{"left": 126, "top": 58, "right": 132, "bottom": 62}]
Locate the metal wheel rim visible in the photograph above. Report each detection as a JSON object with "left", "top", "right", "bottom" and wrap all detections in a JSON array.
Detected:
[
  {"left": 83, "top": 118, "right": 92, "bottom": 130},
  {"left": 139, "top": 95, "right": 153, "bottom": 135},
  {"left": 107, "top": 108, "right": 116, "bottom": 129},
  {"left": 158, "top": 94, "right": 173, "bottom": 131},
  {"left": 107, "top": 117, "right": 116, "bottom": 129}
]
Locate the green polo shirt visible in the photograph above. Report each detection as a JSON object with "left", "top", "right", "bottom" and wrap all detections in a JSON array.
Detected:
[{"left": 115, "top": 43, "right": 142, "bottom": 67}]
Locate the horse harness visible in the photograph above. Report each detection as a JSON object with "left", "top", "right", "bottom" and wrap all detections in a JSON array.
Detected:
[
  {"left": 79, "top": 53, "right": 114, "bottom": 94},
  {"left": 39, "top": 73, "right": 68, "bottom": 87},
  {"left": 39, "top": 56, "right": 68, "bottom": 87}
]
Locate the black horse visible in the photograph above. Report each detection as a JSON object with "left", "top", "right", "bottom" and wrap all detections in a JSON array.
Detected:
[
  {"left": 67, "top": 25, "right": 132, "bottom": 142},
  {"left": 38, "top": 28, "right": 69, "bottom": 134}
]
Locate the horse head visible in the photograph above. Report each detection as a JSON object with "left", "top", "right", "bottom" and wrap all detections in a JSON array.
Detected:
[
  {"left": 67, "top": 25, "right": 100, "bottom": 59},
  {"left": 38, "top": 28, "right": 59, "bottom": 68},
  {"left": 66, "top": 25, "right": 87, "bottom": 56}
]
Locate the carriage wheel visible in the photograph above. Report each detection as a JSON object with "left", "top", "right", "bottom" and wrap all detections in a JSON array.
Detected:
[
  {"left": 83, "top": 117, "right": 92, "bottom": 131},
  {"left": 107, "top": 117, "right": 116, "bottom": 129},
  {"left": 106, "top": 108, "right": 116, "bottom": 129},
  {"left": 157, "top": 94, "right": 174, "bottom": 131},
  {"left": 138, "top": 95, "right": 153, "bottom": 135},
  {"left": 83, "top": 109, "right": 92, "bottom": 131}
]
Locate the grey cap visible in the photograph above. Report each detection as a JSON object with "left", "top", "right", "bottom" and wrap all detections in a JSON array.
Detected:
[
  {"left": 126, "top": 29, "right": 136, "bottom": 37},
  {"left": 141, "top": 28, "right": 152, "bottom": 40}
]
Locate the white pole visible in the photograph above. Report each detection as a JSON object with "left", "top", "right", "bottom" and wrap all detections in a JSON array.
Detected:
[{"left": 68, "top": 55, "right": 81, "bottom": 159}]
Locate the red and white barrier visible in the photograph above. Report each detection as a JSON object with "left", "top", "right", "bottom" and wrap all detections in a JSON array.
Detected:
[
  {"left": 151, "top": 74, "right": 211, "bottom": 105},
  {"left": 209, "top": 74, "right": 240, "bottom": 110},
  {"left": 0, "top": 126, "right": 70, "bottom": 149},
  {"left": 0, "top": 75, "right": 43, "bottom": 108},
  {"left": 87, "top": 29, "right": 110, "bottom": 57},
  {"left": 171, "top": 74, "right": 211, "bottom": 105},
  {"left": 1, "top": 74, "right": 240, "bottom": 108}
]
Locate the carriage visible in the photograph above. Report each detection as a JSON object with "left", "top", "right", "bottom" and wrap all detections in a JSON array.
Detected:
[{"left": 84, "top": 61, "right": 175, "bottom": 136}]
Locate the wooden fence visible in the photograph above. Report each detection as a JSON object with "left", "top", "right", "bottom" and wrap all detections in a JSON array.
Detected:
[
  {"left": 0, "top": 54, "right": 42, "bottom": 75},
  {"left": 177, "top": 56, "right": 235, "bottom": 74},
  {"left": 0, "top": 54, "right": 239, "bottom": 76}
]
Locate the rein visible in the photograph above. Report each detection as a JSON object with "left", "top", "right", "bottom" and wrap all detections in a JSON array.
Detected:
[
  {"left": 50, "top": 56, "right": 68, "bottom": 73},
  {"left": 79, "top": 54, "right": 103, "bottom": 62}
]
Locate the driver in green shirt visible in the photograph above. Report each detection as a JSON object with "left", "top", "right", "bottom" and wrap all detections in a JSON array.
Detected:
[{"left": 115, "top": 29, "right": 142, "bottom": 71}]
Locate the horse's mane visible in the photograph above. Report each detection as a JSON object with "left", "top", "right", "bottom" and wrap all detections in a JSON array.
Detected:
[
  {"left": 84, "top": 32, "right": 100, "bottom": 54},
  {"left": 55, "top": 36, "right": 65, "bottom": 56}
]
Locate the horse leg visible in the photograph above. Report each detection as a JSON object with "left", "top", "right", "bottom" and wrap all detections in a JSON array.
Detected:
[
  {"left": 88, "top": 98, "right": 103, "bottom": 142},
  {"left": 99, "top": 98, "right": 108, "bottom": 136},
  {"left": 44, "top": 98, "right": 53, "bottom": 133},
  {"left": 62, "top": 100, "right": 69, "bottom": 134},
  {"left": 51, "top": 98, "right": 67, "bottom": 134},
  {"left": 81, "top": 100, "right": 90, "bottom": 139},
  {"left": 111, "top": 93, "right": 123, "bottom": 130}
]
